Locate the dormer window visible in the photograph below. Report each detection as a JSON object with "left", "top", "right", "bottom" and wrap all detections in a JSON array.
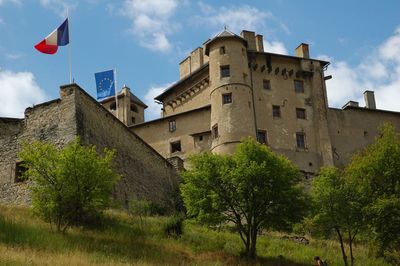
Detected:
[{"left": 130, "top": 104, "right": 138, "bottom": 113}]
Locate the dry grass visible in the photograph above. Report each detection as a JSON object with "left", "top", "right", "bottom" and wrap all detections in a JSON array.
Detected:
[{"left": 0, "top": 204, "right": 390, "bottom": 266}]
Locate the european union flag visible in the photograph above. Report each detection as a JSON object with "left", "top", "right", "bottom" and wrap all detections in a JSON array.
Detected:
[{"left": 95, "top": 70, "right": 115, "bottom": 100}]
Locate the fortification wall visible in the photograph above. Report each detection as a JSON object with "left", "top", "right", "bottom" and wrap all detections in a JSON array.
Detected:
[
  {"left": 69, "top": 85, "right": 180, "bottom": 210},
  {"left": 0, "top": 91, "right": 78, "bottom": 204}
]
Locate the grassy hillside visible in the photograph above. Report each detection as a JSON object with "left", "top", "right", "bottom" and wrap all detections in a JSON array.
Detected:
[{"left": 0, "top": 205, "right": 389, "bottom": 266}]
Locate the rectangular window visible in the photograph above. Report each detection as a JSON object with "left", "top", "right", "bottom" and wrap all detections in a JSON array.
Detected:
[
  {"left": 296, "top": 132, "right": 306, "bottom": 149},
  {"left": 257, "top": 130, "right": 267, "bottom": 144},
  {"left": 131, "top": 117, "right": 136, "bottom": 124},
  {"left": 170, "top": 141, "right": 181, "bottom": 153},
  {"left": 220, "top": 65, "right": 230, "bottom": 78},
  {"left": 168, "top": 120, "right": 176, "bottom": 132},
  {"left": 15, "top": 161, "right": 27, "bottom": 183},
  {"left": 263, "top": 79, "right": 271, "bottom": 90},
  {"left": 294, "top": 80, "right": 304, "bottom": 93},
  {"left": 296, "top": 108, "right": 306, "bottom": 119},
  {"left": 212, "top": 124, "right": 219, "bottom": 139},
  {"left": 219, "top": 46, "right": 226, "bottom": 54},
  {"left": 222, "top": 93, "right": 232, "bottom": 104},
  {"left": 272, "top": 105, "right": 281, "bottom": 117}
]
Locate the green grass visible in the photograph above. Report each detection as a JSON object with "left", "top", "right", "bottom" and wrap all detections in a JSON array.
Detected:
[{"left": 0, "top": 204, "right": 390, "bottom": 265}]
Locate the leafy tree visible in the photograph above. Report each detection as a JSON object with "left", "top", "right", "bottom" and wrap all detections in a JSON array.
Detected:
[
  {"left": 311, "top": 167, "right": 365, "bottom": 266},
  {"left": 180, "top": 138, "right": 308, "bottom": 258},
  {"left": 19, "top": 138, "right": 120, "bottom": 232},
  {"left": 346, "top": 123, "right": 400, "bottom": 257}
]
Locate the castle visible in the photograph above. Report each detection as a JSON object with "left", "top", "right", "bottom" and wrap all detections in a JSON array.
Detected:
[
  {"left": 1, "top": 29, "right": 400, "bottom": 205},
  {"left": 128, "top": 29, "right": 400, "bottom": 175}
]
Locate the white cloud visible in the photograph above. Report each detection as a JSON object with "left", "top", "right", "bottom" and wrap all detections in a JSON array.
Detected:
[
  {"left": 322, "top": 25, "right": 400, "bottom": 111},
  {"left": 6, "top": 53, "right": 24, "bottom": 60},
  {"left": 39, "top": 0, "right": 77, "bottom": 18},
  {"left": 0, "top": 68, "right": 47, "bottom": 118},
  {"left": 196, "top": 3, "right": 271, "bottom": 34},
  {"left": 121, "top": 0, "right": 180, "bottom": 53},
  {"left": 143, "top": 83, "right": 172, "bottom": 120},
  {"left": 263, "top": 40, "right": 287, "bottom": 54}
]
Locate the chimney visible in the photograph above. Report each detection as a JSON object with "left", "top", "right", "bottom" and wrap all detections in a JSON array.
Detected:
[
  {"left": 364, "top": 90, "right": 376, "bottom": 109},
  {"left": 255, "top": 34, "right": 264, "bottom": 52},
  {"left": 240, "top": 30, "right": 256, "bottom": 51},
  {"left": 295, "top": 43, "right": 310, "bottom": 59},
  {"left": 179, "top": 56, "right": 191, "bottom": 79},
  {"left": 190, "top": 47, "right": 204, "bottom": 73}
]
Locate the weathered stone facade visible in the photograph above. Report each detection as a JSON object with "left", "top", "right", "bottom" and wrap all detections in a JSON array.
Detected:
[
  {"left": 128, "top": 29, "right": 400, "bottom": 173},
  {"left": 0, "top": 84, "right": 180, "bottom": 210}
]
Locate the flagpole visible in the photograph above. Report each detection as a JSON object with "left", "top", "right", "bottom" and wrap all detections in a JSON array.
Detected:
[
  {"left": 114, "top": 68, "right": 119, "bottom": 120},
  {"left": 67, "top": 8, "right": 72, "bottom": 84}
]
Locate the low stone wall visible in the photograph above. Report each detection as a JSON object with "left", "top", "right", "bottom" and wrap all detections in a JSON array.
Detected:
[{"left": 0, "top": 182, "right": 31, "bottom": 205}]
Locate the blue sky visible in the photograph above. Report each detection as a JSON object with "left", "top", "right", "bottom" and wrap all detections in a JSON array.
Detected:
[{"left": 1, "top": 0, "right": 400, "bottom": 120}]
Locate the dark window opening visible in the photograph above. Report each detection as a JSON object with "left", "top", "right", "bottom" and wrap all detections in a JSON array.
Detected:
[
  {"left": 220, "top": 46, "right": 226, "bottom": 54},
  {"left": 199, "top": 135, "right": 203, "bottom": 141},
  {"left": 15, "top": 161, "right": 27, "bottom": 183},
  {"left": 263, "top": 79, "right": 271, "bottom": 90},
  {"left": 170, "top": 141, "right": 181, "bottom": 153},
  {"left": 296, "top": 108, "right": 306, "bottom": 119},
  {"left": 294, "top": 80, "right": 304, "bottom": 93},
  {"left": 222, "top": 93, "right": 232, "bottom": 104},
  {"left": 110, "top": 102, "right": 116, "bottom": 111},
  {"left": 257, "top": 130, "right": 267, "bottom": 144},
  {"left": 131, "top": 117, "right": 136, "bottom": 124},
  {"left": 169, "top": 120, "right": 176, "bottom": 132},
  {"left": 272, "top": 105, "right": 281, "bottom": 117},
  {"left": 296, "top": 132, "right": 306, "bottom": 149},
  {"left": 130, "top": 104, "right": 138, "bottom": 113},
  {"left": 220, "top": 65, "right": 230, "bottom": 78},
  {"left": 212, "top": 124, "right": 219, "bottom": 139}
]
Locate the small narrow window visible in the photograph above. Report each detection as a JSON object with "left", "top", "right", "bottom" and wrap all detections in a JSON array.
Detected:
[
  {"left": 222, "top": 93, "right": 232, "bottom": 104},
  {"left": 296, "top": 132, "right": 306, "bottom": 149},
  {"left": 212, "top": 124, "right": 219, "bottom": 139},
  {"left": 263, "top": 79, "right": 271, "bottom": 90},
  {"left": 220, "top": 65, "right": 230, "bottom": 78},
  {"left": 110, "top": 102, "right": 116, "bottom": 111},
  {"left": 15, "top": 161, "right": 27, "bottom": 183},
  {"left": 219, "top": 46, "right": 226, "bottom": 54},
  {"left": 130, "top": 104, "right": 138, "bottom": 113},
  {"left": 296, "top": 108, "right": 306, "bottom": 119},
  {"left": 272, "top": 105, "right": 281, "bottom": 117},
  {"left": 169, "top": 120, "right": 176, "bottom": 132},
  {"left": 257, "top": 130, "right": 267, "bottom": 145},
  {"left": 170, "top": 141, "right": 181, "bottom": 153},
  {"left": 294, "top": 80, "right": 304, "bottom": 93},
  {"left": 199, "top": 135, "right": 203, "bottom": 141},
  {"left": 131, "top": 117, "right": 136, "bottom": 124}
]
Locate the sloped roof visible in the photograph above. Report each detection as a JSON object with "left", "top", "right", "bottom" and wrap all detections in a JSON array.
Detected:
[{"left": 204, "top": 29, "right": 247, "bottom": 55}]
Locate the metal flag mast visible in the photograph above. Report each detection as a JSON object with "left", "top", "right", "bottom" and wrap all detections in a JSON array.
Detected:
[
  {"left": 67, "top": 8, "right": 72, "bottom": 84},
  {"left": 114, "top": 68, "right": 119, "bottom": 120}
]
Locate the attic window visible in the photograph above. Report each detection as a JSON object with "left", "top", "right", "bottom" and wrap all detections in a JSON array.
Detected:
[
  {"left": 220, "top": 46, "right": 226, "bottom": 54},
  {"left": 110, "top": 102, "right": 116, "bottom": 111},
  {"left": 130, "top": 104, "right": 138, "bottom": 113}
]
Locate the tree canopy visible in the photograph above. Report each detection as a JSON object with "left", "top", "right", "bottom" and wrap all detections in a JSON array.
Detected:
[
  {"left": 181, "top": 138, "right": 308, "bottom": 258},
  {"left": 19, "top": 138, "right": 120, "bottom": 232}
]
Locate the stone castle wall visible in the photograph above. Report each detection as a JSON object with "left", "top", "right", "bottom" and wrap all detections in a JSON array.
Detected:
[{"left": 0, "top": 84, "right": 180, "bottom": 211}]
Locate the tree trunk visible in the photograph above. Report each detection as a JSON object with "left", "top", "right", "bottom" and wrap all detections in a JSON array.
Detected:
[
  {"left": 335, "top": 227, "right": 348, "bottom": 266},
  {"left": 349, "top": 232, "right": 354, "bottom": 266},
  {"left": 248, "top": 225, "right": 258, "bottom": 259}
]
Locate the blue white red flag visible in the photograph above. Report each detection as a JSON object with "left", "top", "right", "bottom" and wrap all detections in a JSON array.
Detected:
[
  {"left": 95, "top": 70, "right": 116, "bottom": 100},
  {"left": 34, "top": 18, "right": 69, "bottom": 54}
]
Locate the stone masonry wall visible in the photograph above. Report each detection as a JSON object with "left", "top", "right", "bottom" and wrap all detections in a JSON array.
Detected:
[{"left": 69, "top": 84, "right": 180, "bottom": 211}]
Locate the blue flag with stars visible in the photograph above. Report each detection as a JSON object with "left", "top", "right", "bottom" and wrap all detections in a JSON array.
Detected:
[{"left": 95, "top": 70, "right": 115, "bottom": 100}]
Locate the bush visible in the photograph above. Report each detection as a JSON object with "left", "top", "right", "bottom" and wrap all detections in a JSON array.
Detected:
[
  {"left": 163, "top": 214, "right": 184, "bottom": 238},
  {"left": 19, "top": 138, "right": 120, "bottom": 232}
]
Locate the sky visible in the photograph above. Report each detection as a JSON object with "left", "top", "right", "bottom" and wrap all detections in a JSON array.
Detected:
[{"left": 1, "top": 0, "right": 400, "bottom": 121}]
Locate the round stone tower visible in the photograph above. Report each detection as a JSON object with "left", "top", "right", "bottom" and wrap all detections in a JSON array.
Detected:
[{"left": 205, "top": 30, "right": 256, "bottom": 154}]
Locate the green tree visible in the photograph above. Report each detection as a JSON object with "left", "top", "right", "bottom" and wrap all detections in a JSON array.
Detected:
[
  {"left": 311, "top": 167, "right": 365, "bottom": 266},
  {"left": 180, "top": 138, "right": 308, "bottom": 258},
  {"left": 19, "top": 138, "right": 120, "bottom": 232},
  {"left": 346, "top": 123, "right": 400, "bottom": 257}
]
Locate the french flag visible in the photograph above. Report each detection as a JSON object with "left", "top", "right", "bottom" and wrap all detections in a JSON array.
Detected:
[{"left": 34, "top": 18, "right": 69, "bottom": 54}]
